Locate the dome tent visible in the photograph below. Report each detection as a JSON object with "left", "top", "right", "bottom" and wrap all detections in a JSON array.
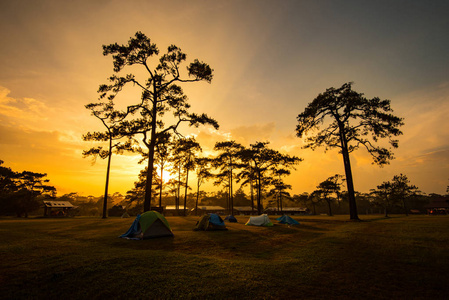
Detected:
[
  {"left": 194, "top": 213, "right": 227, "bottom": 231},
  {"left": 119, "top": 211, "right": 174, "bottom": 240},
  {"left": 245, "top": 214, "right": 273, "bottom": 226},
  {"left": 276, "top": 214, "right": 300, "bottom": 225},
  {"left": 224, "top": 215, "right": 237, "bottom": 222}
]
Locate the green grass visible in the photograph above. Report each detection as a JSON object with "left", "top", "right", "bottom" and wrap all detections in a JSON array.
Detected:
[{"left": 1, "top": 215, "right": 449, "bottom": 299}]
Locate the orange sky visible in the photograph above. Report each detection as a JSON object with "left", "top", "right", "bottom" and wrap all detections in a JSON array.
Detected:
[{"left": 0, "top": 0, "right": 448, "bottom": 197}]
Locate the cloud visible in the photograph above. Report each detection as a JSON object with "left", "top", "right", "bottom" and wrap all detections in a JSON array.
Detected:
[
  {"left": 194, "top": 123, "right": 278, "bottom": 154},
  {"left": 0, "top": 122, "right": 141, "bottom": 196},
  {"left": 230, "top": 122, "right": 276, "bottom": 145},
  {"left": 193, "top": 127, "right": 231, "bottom": 153},
  {"left": 0, "top": 124, "right": 75, "bottom": 165},
  {"left": 397, "top": 147, "right": 449, "bottom": 168},
  {"left": 0, "top": 86, "right": 48, "bottom": 121}
]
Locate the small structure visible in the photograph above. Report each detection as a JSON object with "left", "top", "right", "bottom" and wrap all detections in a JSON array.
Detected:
[
  {"left": 425, "top": 197, "right": 449, "bottom": 215},
  {"left": 150, "top": 206, "right": 164, "bottom": 214},
  {"left": 165, "top": 205, "right": 190, "bottom": 216},
  {"left": 43, "top": 201, "right": 76, "bottom": 217},
  {"left": 264, "top": 207, "right": 309, "bottom": 215},
  {"left": 234, "top": 206, "right": 255, "bottom": 215},
  {"left": 194, "top": 206, "right": 226, "bottom": 216}
]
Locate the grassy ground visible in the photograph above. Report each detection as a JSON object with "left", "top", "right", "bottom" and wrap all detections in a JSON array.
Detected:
[{"left": 1, "top": 214, "right": 448, "bottom": 299}]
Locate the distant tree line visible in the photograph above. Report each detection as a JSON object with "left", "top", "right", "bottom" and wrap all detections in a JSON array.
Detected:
[
  {"left": 294, "top": 173, "right": 430, "bottom": 217},
  {"left": 0, "top": 160, "right": 56, "bottom": 217},
  {"left": 0, "top": 158, "right": 442, "bottom": 218}
]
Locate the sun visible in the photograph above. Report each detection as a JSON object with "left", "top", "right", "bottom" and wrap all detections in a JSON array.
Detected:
[{"left": 161, "top": 169, "right": 175, "bottom": 183}]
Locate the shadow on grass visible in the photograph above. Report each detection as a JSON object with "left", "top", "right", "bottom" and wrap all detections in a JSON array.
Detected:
[
  {"left": 360, "top": 215, "right": 409, "bottom": 222},
  {"left": 110, "top": 220, "right": 327, "bottom": 263}
]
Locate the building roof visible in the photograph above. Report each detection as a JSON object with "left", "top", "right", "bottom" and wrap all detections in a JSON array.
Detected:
[
  {"left": 197, "top": 206, "right": 225, "bottom": 211},
  {"left": 43, "top": 201, "right": 75, "bottom": 208},
  {"left": 265, "top": 207, "right": 308, "bottom": 211},
  {"left": 234, "top": 206, "right": 254, "bottom": 211},
  {"left": 165, "top": 205, "right": 189, "bottom": 210}
]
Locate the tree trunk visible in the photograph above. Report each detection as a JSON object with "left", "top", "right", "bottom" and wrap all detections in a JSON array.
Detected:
[
  {"left": 102, "top": 137, "right": 113, "bottom": 218},
  {"left": 277, "top": 192, "right": 280, "bottom": 212},
  {"left": 144, "top": 141, "right": 156, "bottom": 212},
  {"left": 402, "top": 198, "right": 409, "bottom": 216},
  {"left": 159, "top": 166, "right": 163, "bottom": 208},
  {"left": 280, "top": 191, "right": 283, "bottom": 214},
  {"left": 184, "top": 164, "right": 189, "bottom": 216},
  {"left": 229, "top": 157, "right": 234, "bottom": 216},
  {"left": 327, "top": 199, "right": 333, "bottom": 216},
  {"left": 144, "top": 87, "right": 159, "bottom": 212},
  {"left": 338, "top": 125, "right": 359, "bottom": 220},
  {"left": 250, "top": 168, "right": 254, "bottom": 213},
  {"left": 225, "top": 178, "right": 229, "bottom": 214},
  {"left": 176, "top": 164, "right": 181, "bottom": 211},
  {"left": 227, "top": 188, "right": 229, "bottom": 214},
  {"left": 195, "top": 180, "right": 200, "bottom": 216},
  {"left": 257, "top": 170, "right": 262, "bottom": 215}
]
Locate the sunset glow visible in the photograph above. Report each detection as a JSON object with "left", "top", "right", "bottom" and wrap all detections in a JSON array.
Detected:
[{"left": 0, "top": 0, "right": 448, "bottom": 197}]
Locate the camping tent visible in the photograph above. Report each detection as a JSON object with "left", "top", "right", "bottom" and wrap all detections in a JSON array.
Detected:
[
  {"left": 245, "top": 214, "right": 273, "bottom": 226},
  {"left": 224, "top": 215, "right": 237, "bottom": 222},
  {"left": 276, "top": 214, "right": 300, "bottom": 225},
  {"left": 119, "top": 211, "right": 174, "bottom": 239},
  {"left": 194, "top": 213, "right": 227, "bottom": 231}
]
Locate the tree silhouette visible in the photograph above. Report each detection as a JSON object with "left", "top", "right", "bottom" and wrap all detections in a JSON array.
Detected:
[
  {"left": 268, "top": 153, "right": 302, "bottom": 213},
  {"left": 172, "top": 137, "right": 201, "bottom": 215},
  {"left": 125, "top": 167, "right": 161, "bottom": 212},
  {"left": 267, "top": 176, "right": 291, "bottom": 213},
  {"left": 136, "top": 132, "right": 173, "bottom": 208},
  {"left": 296, "top": 82, "right": 403, "bottom": 220},
  {"left": 308, "top": 191, "right": 322, "bottom": 215},
  {"left": 0, "top": 160, "right": 16, "bottom": 195},
  {"left": 0, "top": 161, "right": 56, "bottom": 217},
  {"left": 316, "top": 174, "right": 344, "bottom": 216},
  {"left": 212, "top": 141, "right": 244, "bottom": 215},
  {"left": 194, "top": 157, "right": 213, "bottom": 215},
  {"left": 235, "top": 156, "right": 257, "bottom": 212},
  {"left": 370, "top": 181, "right": 397, "bottom": 217},
  {"left": 83, "top": 100, "right": 134, "bottom": 218},
  {"left": 390, "top": 174, "right": 420, "bottom": 216},
  {"left": 240, "top": 142, "right": 300, "bottom": 214},
  {"left": 155, "top": 133, "right": 173, "bottom": 208},
  {"left": 100, "top": 32, "right": 218, "bottom": 212}
]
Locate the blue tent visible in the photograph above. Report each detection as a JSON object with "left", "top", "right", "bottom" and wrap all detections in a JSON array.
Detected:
[
  {"left": 209, "top": 213, "right": 226, "bottom": 226},
  {"left": 224, "top": 215, "right": 237, "bottom": 222},
  {"left": 276, "top": 214, "right": 300, "bottom": 225},
  {"left": 194, "top": 213, "right": 227, "bottom": 231},
  {"left": 119, "top": 215, "right": 141, "bottom": 239}
]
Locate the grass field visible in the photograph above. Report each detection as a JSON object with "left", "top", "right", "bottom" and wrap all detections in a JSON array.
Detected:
[{"left": 1, "top": 214, "right": 448, "bottom": 299}]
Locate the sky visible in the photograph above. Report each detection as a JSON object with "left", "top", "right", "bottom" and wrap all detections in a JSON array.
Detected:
[{"left": 0, "top": 0, "right": 448, "bottom": 197}]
